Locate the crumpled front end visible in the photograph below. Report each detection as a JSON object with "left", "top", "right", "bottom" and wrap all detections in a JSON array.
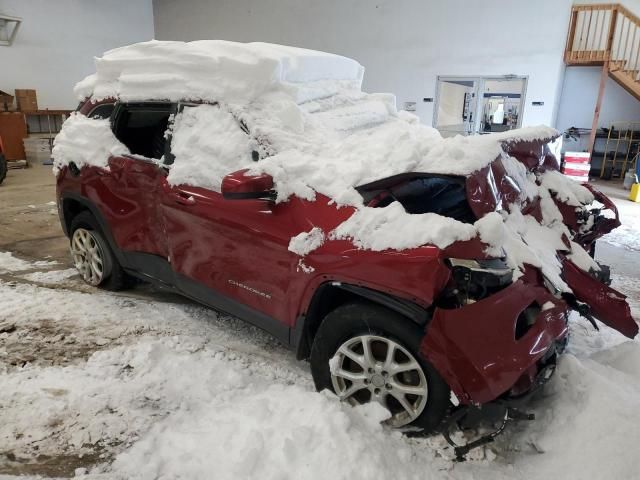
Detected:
[
  {"left": 420, "top": 267, "right": 569, "bottom": 405},
  {"left": 464, "top": 133, "right": 638, "bottom": 341},
  {"left": 553, "top": 183, "right": 621, "bottom": 253}
]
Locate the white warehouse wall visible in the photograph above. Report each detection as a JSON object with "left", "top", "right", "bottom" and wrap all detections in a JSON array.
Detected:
[
  {"left": 152, "top": 0, "right": 573, "bottom": 127},
  {"left": 556, "top": 67, "right": 640, "bottom": 132},
  {"left": 0, "top": 0, "right": 154, "bottom": 109}
]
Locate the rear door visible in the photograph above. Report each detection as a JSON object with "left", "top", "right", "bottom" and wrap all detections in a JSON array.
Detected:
[{"left": 105, "top": 102, "right": 176, "bottom": 258}]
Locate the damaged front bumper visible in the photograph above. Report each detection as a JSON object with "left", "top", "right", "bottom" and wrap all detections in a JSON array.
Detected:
[
  {"left": 562, "top": 258, "right": 639, "bottom": 339},
  {"left": 420, "top": 268, "right": 569, "bottom": 406}
]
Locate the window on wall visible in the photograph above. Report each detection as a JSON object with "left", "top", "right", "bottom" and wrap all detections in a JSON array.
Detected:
[{"left": 113, "top": 103, "right": 175, "bottom": 159}]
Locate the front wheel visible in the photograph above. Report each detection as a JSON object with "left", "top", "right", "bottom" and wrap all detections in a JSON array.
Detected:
[{"left": 310, "top": 302, "right": 451, "bottom": 433}]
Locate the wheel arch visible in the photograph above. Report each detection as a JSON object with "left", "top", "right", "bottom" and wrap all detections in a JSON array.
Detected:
[
  {"left": 294, "top": 281, "right": 431, "bottom": 360},
  {"left": 60, "top": 193, "right": 128, "bottom": 266},
  {"left": 61, "top": 196, "right": 90, "bottom": 236}
]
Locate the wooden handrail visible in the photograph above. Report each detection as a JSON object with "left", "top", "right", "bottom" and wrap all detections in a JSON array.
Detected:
[
  {"left": 568, "top": 4, "right": 640, "bottom": 155},
  {"left": 565, "top": 3, "right": 640, "bottom": 64},
  {"left": 617, "top": 4, "right": 640, "bottom": 28}
]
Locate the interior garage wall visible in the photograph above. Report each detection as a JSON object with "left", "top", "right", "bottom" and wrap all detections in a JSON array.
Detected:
[
  {"left": 153, "top": 0, "right": 572, "bottom": 127},
  {"left": 0, "top": 0, "right": 154, "bottom": 109},
  {"left": 556, "top": 67, "right": 640, "bottom": 132}
]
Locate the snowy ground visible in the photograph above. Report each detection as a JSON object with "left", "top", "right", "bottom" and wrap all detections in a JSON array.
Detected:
[{"left": 1, "top": 198, "right": 640, "bottom": 479}]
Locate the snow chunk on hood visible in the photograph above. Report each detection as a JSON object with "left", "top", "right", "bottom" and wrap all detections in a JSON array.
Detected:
[
  {"left": 288, "top": 227, "right": 326, "bottom": 256},
  {"left": 539, "top": 170, "right": 594, "bottom": 206},
  {"left": 331, "top": 202, "right": 477, "bottom": 251},
  {"left": 52, "top": 113, "right": 128, "bottom": 175},
  {"left": 75, "top": 40, "right": 365, "bottom": 104}
]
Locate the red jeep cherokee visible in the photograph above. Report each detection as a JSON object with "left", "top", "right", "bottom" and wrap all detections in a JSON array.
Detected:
[{"left": 56, "top": 96, "right": 637, "bottom": 457}]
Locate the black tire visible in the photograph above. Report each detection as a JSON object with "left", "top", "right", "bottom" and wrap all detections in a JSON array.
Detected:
[
  {"left": 310, "top": 301, "right": 451, "bottom": 434},
  {"left": 0, "top": 154, "right": 7, "bottom": 186},
  {"left": 69, "top": 211, "right": 131, "bottom": 291}
]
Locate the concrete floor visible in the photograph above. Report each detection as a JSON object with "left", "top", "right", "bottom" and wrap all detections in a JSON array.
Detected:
[
  {"left": 0, "top": 164, "right": 69, "bottom": 264},
  {"left": 589, "top": 179, "right": 640, "bottom": 277}
]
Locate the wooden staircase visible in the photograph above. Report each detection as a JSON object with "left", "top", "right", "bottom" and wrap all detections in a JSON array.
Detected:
[
  {"left": 566, "top": 3, "right": 640, "bottom": 98},
  {"left": 565, "top": 4, "right": 640, "bottom": 152}
]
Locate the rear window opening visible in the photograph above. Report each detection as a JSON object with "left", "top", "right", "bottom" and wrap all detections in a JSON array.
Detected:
[
  {"left": 357, "top": 173, "right": 476, "bottom": 223},
  {"left": 113, "top": 103, "right": 174, "bottom": 160}
]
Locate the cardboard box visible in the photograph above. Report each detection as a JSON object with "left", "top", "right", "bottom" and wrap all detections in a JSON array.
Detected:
[
  {"left": 0, "top": 90, "right": 15, "bottom": 112},
  {"left": 14, "top": 89, "right": 38, "bottom": 112},
  {"left": 0, "top": 112, "right": 28, "bottom": 160}
]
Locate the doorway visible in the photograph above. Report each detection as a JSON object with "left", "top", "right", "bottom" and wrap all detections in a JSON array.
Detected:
[{"left": 434, "top": 76, "right": 527, "bottom": 137}]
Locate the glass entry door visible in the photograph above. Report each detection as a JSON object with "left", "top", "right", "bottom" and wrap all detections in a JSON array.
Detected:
[
  {"left": 479, "top": 78, "right": 527, "bottom": 134},
  {"left": 434, "top": 78, "right": 480, "bottom": 137},
  {"left": 434, "top": 76, "right": 527, "bottom": 137}
]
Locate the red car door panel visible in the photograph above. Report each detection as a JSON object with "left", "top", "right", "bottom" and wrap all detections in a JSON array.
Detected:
[
  {"left": 161, "top": 181, "right": 301, "bottom": 325},
  {"left": 96, "top": 155, "right": 169, "bottom": 257}
]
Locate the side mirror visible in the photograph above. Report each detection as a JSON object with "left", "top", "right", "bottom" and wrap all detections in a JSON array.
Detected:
[{"left": 221, "top": 169, "right": 276, "bottom": 201}]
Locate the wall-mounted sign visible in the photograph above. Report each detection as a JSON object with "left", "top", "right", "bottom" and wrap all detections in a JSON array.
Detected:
[
  {"left": 423, "top": 97, "right": 434, "bottom": 103},
  {"left": 532, "top": 101, "right": 544, "bottom": 106},
  {"left": 403, "top": 102, "right": 417, "bottom": 112}
]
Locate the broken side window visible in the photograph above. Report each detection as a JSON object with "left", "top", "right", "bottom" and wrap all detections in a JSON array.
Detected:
[{"left": 358, "top": 174, "right": 476, "bottom": 223}]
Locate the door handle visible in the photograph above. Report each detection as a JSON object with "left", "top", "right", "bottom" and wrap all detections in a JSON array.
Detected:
[{"left": 171, "top": 191, "right": 196, "bottom": 206}]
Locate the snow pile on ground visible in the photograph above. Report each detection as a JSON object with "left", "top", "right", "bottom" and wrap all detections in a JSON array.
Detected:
[
  {"left": 0, "top": 251, "right": 58, "bottom": 274},
  {"left": 602, "top": 196, "right": 640, "bottom": 252},
  {"left": 0, "top": 251, "right": 33, "bottom": 273},
  {"left": 52, "top": 113, "right": 128, "bottom": 174},
  {"left": 108, "top": 370, "right": 430, "bottom": 480},
  {"left": 1, "top": 264, "right": 640, "bottom": 479},
  {"left": 19, "top": 268, "right": 77, "bottom": 284},
  {"left": 503, "top": 336, "right": 640, "bottom": 480}
]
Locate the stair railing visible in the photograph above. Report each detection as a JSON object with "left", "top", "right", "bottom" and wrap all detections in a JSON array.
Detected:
[{"left": 566, "top": 3, "right": 640, "bottom": 77}]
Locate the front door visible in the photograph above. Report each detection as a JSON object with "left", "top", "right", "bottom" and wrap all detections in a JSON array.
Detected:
[{"left": 159, "top": 104, "right": 299, "bottom": 332}]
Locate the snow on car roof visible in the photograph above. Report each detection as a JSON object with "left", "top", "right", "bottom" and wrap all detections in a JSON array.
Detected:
[
  {"left": 74, "top": 40, "right": 365, "bottom": 104},
  {"left": 72, "top": 40, "right": 559, "bottom": 205}
]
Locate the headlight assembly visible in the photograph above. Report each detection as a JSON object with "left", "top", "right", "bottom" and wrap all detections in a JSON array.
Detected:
[{"left": 444, "top": 257, "right": 514, "bottom": 305}]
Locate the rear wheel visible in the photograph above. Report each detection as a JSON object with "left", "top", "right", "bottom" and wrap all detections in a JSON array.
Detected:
[
  {"left": 69, "top": 211, "right": 131, "bottom": 291},
  {"left": 310, "top": 302, "right": 451, "bottom": 433}
]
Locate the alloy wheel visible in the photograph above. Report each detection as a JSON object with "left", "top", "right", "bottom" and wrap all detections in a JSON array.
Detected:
[
  {"left": 330, "top": 334, "right": 429, "bottom": 427},
  {"left": 70, "top": 228, "right": 105, "bottom": 286}
]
